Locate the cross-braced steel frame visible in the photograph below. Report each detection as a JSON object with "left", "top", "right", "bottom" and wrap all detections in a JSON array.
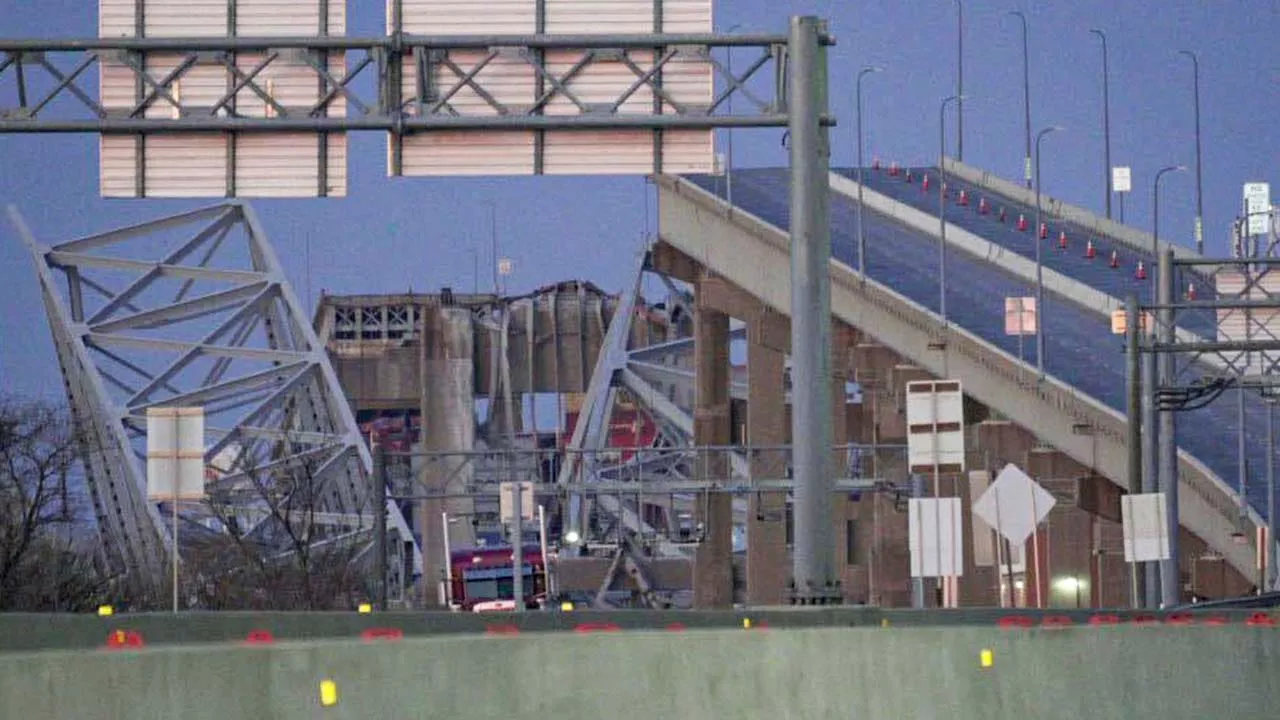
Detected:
[
  {"left": 2, "top": 16, "right": 843, "bottom": 603},
  {"left": 8, "top": 202, "right": 416, "bottom": 597},
  {"left": 1127, "top": 250, "right": 1280, "bottom": 608}
]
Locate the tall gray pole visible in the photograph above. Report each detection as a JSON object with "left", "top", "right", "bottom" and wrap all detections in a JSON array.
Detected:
[
  {"left": 788, "top": 15, "right": 837, "bottom": 604},
  {"left": 373, "top": 442, "right": 388, "bottom": 611},
  {"left": 1008, "top": 11, "right": 1031, "bottom": 189},
  {"left": 1269, "top": 401, "right": 1277, "bottom": 590},
  {"left": 1033, "top": 126, "right": 1062, "bottom": 378},
  {"left": 1178, "top": 50, "right": 1204, "bottom": 255},
  {"left": 1125, "top": 295, "right": 1145, "bottom": 608},
  {"left": 1148, "top": 165, "right": 1182, "bottom": 607},
  {"left": 911, "top": 473, "right": 926, "bottom": 608},
  {"left": 954, "top": 0, "right": 964, "bottom": 161},
  {"left": 939, "top": 94, "right": 962, "bottom": 326},
  {"left": 855, "top": 66, "right": 883, "bottom": 279},
  {"left": 1090, "top": 29, "right": 1112, "bottom": 220},
  {"left": 725, "top": 23, "right": 741, "bottom": 206},
  {"left": 1157, "top": 249, "right": 1180, "bottom": 607},
  {"left": 511, "top": 475, "right": 525, "bottom": 613}
]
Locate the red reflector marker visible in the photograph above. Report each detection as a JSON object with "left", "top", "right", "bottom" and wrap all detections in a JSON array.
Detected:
[
  {"left": 485, "top": 624, "right": 520, "bottom": 635},
  {"left": 360, "top": 627, "right": 404, "bottom": 642},
  {"left": 665, "top": 623, "right": 687, "bottom": 632},
  {"left": 243, "top": 629, "right": 275, "bottom": 645},
  {"left": 1131, "top": 614, "right": 1158, "bottom": 625},
  {"left": 103, "top": 629, "right": 145, "bottom": 650},
  {"left": 1041, "top": 615, "right": 1073, "bottom": 628},
  {"left": 997, "top": 616, "right": 1034, "bottom": 629},
  {"left": 1246, "top": 612, "right": 1276, "bottom": 627},
  {"left": 1089, "top": 614, "right": 1121, "bottom": 626},
  {"left": 1164, "top": 613, "right": 1194, "bottom": 626},
  {"left": 573, "top": 622, "right": 621, "bottom": 634}
]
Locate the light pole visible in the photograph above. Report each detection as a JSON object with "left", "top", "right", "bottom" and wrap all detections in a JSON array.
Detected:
[
  {"left": 1152, "top": 163, "right": 1184, "bottom": 608},
  {"left": 939, "top": 93, "right": 965, "bottom": 326},
  {"left": 1033, "top": 125, "right": 1063, "bottom": 378},
  {"left": 725, "top": 23, "right": 742, "bottom": 205},
  {"left": 1090, "top": 29, "right": 1112, "bottom": 220},
  {"left": 855, "top": 65, "right": 884, "bottom": 279},
  {"left": 1008, "top": 11, "right": 1031, "bottom": 189},
  {"left": 953, "top": 0, "right": 964, "bottom": 161},
  {"left": 1178, "top": 50, "right": 1204, "bottom": 254}
]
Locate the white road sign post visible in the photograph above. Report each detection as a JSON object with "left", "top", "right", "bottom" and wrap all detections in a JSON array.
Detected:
[
  {"left": 906, "top": 380, "right": 966, "bottom": 607},
  {"left": 1244, "top": 182, "right": 1272, "bottom": 237},
  {"left": 909, "top": 497, "right": 963, "bottom": 578},
  {"left": 1005, "top": 297, "right": 1037, "bottom": 370},
  {"left": 500, "top": 480, "right": 535, "bottom": 613},
  {"left": 1121, "top": 492, "right": 1170, "bottom": 607},
  {"left": 1113, "top": 166, "right": 1132, "bottom": 222},
  {"left": 972, "top": 463, "right": 1056, "bottom": 609},
  {"left": 146, "top": 406, "right": 205, "bottom": 614}
]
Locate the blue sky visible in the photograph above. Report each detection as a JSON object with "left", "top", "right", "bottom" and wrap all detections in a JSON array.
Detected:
[{"left": 1, "top": 0, "right": 1277, "bottom": 401}]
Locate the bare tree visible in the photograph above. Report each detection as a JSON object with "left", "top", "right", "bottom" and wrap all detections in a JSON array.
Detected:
[
  {"left": 0, "top": 396, "right": 114, "bottom": 611},
  {"left": 190, "top": 453, "right": 371, "bottom": 610}
]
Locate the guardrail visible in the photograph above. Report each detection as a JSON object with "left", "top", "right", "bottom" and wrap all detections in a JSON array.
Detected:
[{"left": 4, "top": 607, "right": 1276, "bottom": 653}]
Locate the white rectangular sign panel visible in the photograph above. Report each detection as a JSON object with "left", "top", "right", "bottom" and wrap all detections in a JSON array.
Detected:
[
  {"left": 905, "top": 380, "right": 965, "bottom": 473},
  {"left": 1004, "top": 297, "right": 1037, "bottom": 336},
  {"left": 389, "top": 0, "right": 714, "bottom": 177},
  {"left": 1112, "top": 166, "right": 1132, "bottom": 194},
  {"left": 1244, "top": 182, "right": 1272, "bottom": 236},
  {"left": 908, "top": 497, "right": 964, "bottom": 578},
  {"left": 98, "top": 0, "right": 349, "bottom": 198},
  {"left": 971, "top": 463, "right": 1055, "bottom": 546},
  {"left": 499, "top": 480, "right": 536, "bottom": 522},
  {"left": 1121, "top": 492, "right": 1170, "bottom": 563},
  {"left": 146, "top": 406, "right": 206, "bottom": 500}
]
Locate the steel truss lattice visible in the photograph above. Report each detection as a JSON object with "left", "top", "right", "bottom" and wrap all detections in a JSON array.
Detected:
[{"left": 9, "top": 203, "right": 414, "bottom": 594}]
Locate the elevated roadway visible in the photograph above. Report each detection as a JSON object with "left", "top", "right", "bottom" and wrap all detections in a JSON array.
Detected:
[{"left": 658, "top": 166, "right": 1264, "bottom": 580}]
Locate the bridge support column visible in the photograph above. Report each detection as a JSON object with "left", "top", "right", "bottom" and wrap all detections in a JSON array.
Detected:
[
  {"left": 746, "top": 309, "right": 788, "bottom": 606},
  {"left": 417, "top": 306, "right": 477, "bottom": 608},
  {"left": 693, "top": 275, "right": 733, "bottom": 609}
]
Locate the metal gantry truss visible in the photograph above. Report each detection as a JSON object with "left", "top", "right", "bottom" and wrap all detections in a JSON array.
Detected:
[
  {"left": 1127, "top": 251, "right": 1280, "bottom": 606},
  {"left": 9, "top": 202, "right": 415, "bottom": 595}
]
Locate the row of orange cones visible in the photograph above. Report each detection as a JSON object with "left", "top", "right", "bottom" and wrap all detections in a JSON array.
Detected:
[{"left": 876, "top": 159, "right": 1157, "bottom": 281}]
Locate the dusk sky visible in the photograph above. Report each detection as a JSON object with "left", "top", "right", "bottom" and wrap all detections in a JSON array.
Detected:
[{"left": 2, "top": 0, "right": 1276, "bottom": 401}]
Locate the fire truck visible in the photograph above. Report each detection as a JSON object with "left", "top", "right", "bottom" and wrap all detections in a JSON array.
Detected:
[{"left": 447, "top": 545, "right": 549, "bottom": 612}]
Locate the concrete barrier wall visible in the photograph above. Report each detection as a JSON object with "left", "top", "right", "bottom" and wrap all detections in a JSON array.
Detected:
[{"left": 3, "top": 625, "right": 1278, "bottom": 719}]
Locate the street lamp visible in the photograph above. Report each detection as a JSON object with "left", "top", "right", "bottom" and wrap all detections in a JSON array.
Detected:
[
  {"left": 1152, "top": 165, "right": 1187, "bottom": 297},
  {"left": 939, "top": 93, "right": 966, "bottom": 326},
  {"left": 855, "top": 65, "right": 884, "bottom": 279},
  {"left": 1033, "top": 125, "right": 1063, "bottom": 378},
  {"left": 953, "top": 0, "right": 964, "bottom": 161},
  {"left": 1090, "top": 29, "right": 1112, "bottom": 220},
  {"left": 1008, "top": 11, "right": 1032, "bottom": 189},
  {"left": 1178, "top": 50, "right": 1204, "bottom": 254}
]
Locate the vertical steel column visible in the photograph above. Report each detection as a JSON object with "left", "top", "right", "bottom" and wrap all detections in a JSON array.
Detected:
[
  {"left": 1269, "top": 402, "right": 1277, "bottom": 590},
  {"left": 1125, "top": 295, "right": 1144, "bottom": 607},
  {"left": 787, "top": 15, "right": 837, "bottom": 603},
  {"left": 1141, "top": 324, "right": 1159, "bottom": 608},
  {"left": 511, "top": 469, "right": 525, "bottom": 613},
  {"left": 911, "top": 473, "right": 925, "bottom": 608},
  {"left": 1157, "top": 250, "right": 1180, "bottom": 607},
  {"left": 373, "top": 442, "right": 388, "bottom": 611}
]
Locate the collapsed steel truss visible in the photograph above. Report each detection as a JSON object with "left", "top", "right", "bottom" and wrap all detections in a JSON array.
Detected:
[{"left": 9, "top": 202, "right": 415, "bottom": 594}]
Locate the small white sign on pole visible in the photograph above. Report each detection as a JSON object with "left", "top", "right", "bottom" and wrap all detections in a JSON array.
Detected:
[
  {"left": 1004, "top": 297, "right": 1037, "bottom": 336},
  {"left": 905, "top": 380, "right": 966, "bottom": 473},
  {"left": 971, "top": 463, "right": 1056, "bottom": 546},
  {"left": 1121, "top": 493, "right": 1171, "bottom": 563},
  {"left": 146, "top": 407, "right": 206, "bottom": 500},
  {"left": 1112, "top": 166, "right": 1132, "bottom": 194},
  {"left": 499, "top": 481, "right": 535, "bottom": 523},
  {"left": 1244, "top": 182, "right": 1272, "bottom": 236},
  {"left": 908, "top": 497, "right": 964, "bottom": 578}
]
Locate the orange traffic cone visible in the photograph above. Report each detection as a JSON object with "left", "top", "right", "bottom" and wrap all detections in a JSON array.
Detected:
[
  {"left": 872, "top": 157, "right": 881, "bottom": 171},
  {"left": 889, "top": 161, "right": 900, "bottom": 176},
  {"left": 958, "top": 189, "right": 969, "bottom": 206},
  {"left": 1039, "top": 222, "right": 1049, "bottom": 240},
  {"left": 1109, "top": 250, "right": 1120, "bottom": 268},
  {"left": 1017, "top": 214, "right": 1028, "bottom": 231},
  {"left": 1187, "top": 283, "right": 1198, "bottom": 300},
  {"left": 1057, "top": 230, "right": 1068, "bottom": 249},
  {"left": 1135, "top": 261, "right": 1147, "bottom": 280},
  {"left": 922, "top": 174, "right": 930, "bottom": 192},
  {"left": 1085, "top": 239, "right": 1096, "bottom": 259},
  {"left": 905, "top": 168, "right": 914, "bottom": 183},
  {"left": 978, "top": 197, "right": 990, "bottom": 215}
]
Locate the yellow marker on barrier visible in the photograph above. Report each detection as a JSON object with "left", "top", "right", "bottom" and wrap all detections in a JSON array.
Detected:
[
  {"left": 560, "top": 601, "right": 574, "bottom": 612},
  {"left": 980, "top": 649, "right": 994, "bottom": 669},
  {"left": 881, "top": 618, "right": 891, "bottom": 628},
  {"left": 357, "top": 603, "right": 372, "bottom": 614},
  {"left": 97, "top": 605, "right": 114, "bottom": 617},
  {"left": 742, "top": 618, "right": 752, "bottom": 629},
  {"left": 319, "top": 679, "right": 339, "bottom": 707}
]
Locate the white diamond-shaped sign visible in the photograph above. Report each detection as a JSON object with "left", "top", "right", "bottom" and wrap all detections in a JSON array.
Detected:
[{"left": 971, "top": 463, "right": 1056, "bottom": 545}]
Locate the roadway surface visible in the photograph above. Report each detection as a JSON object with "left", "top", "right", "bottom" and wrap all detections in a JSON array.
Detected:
[{"left": 685, "top": 168, "right": 1272, "bottom": 523}]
